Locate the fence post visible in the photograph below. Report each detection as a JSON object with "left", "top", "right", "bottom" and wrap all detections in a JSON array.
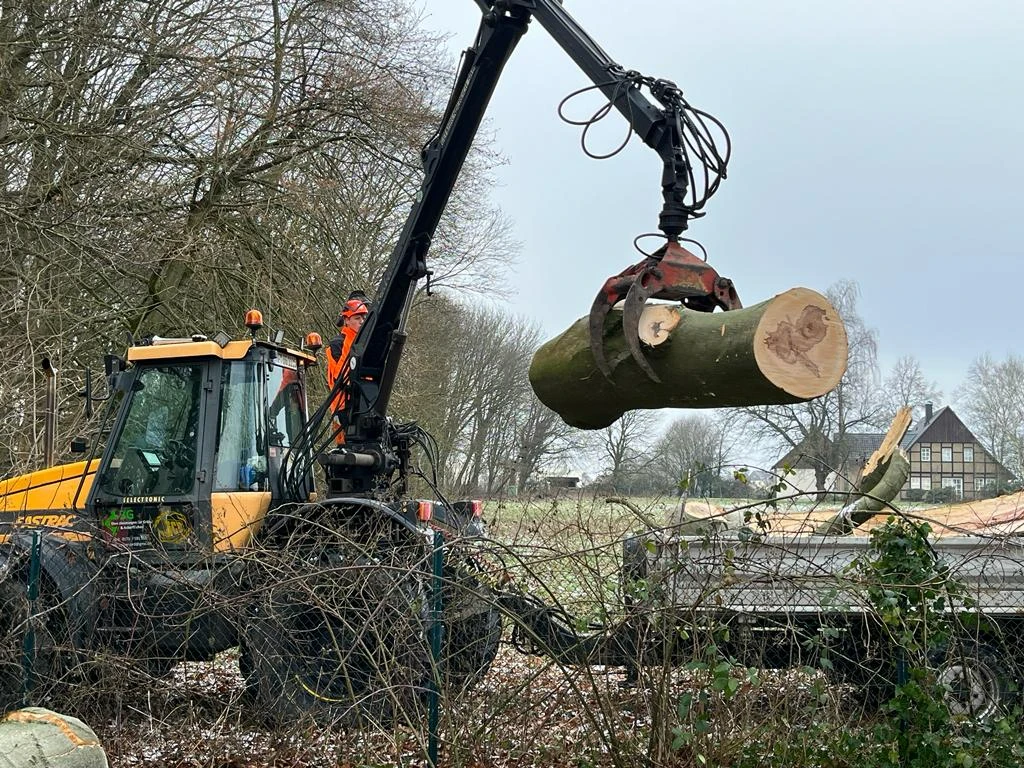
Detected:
[
  {"left": 428, "top": 529, "right": 444, "bottom": 768},
  {"left": 22, "top": 531, "right": 43, "bottom": 705}
]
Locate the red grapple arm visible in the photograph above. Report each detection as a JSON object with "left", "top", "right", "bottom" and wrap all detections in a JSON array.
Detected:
[{"left": 589, "top": 242, "right": 741, "bottom": 382}]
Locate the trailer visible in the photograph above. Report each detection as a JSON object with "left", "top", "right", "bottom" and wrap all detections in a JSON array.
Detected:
[{"left": 622, "top": 525, "right": 1024, "bottom": 720}]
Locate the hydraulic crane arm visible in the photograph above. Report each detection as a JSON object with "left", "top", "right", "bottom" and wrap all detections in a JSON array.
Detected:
[{"left": 334, "top": 0, "right": 738, "bottom": 486}]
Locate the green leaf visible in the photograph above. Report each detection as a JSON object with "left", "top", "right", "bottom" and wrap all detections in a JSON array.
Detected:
[{"left": 677, "top": 692, "right": 693, "bottom": 718}]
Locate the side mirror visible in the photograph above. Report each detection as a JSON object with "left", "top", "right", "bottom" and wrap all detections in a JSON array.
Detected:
[
  {"left": 69, "top": 437, "right": 88, "bottom": 454},
  {"left": 104, "top": 354, "right": 127, "bottom": 389}
]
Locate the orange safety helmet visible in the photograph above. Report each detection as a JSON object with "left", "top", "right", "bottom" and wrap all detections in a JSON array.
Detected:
[{"left": 336, "top": 298, "right": 369, "bottom": 326}]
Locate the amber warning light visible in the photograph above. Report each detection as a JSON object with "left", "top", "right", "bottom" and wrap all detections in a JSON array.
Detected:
[
  {"left": 305, "top": 332, "right": 323, "bottom": 353},
  {"left": 416, "top": 501, "right": 433, "bottom": 522},
  {"left": 244, "top": 309, "right": 264, "bottom": 333}
]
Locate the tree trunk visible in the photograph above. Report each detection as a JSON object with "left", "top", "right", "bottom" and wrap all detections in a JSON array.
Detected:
[
  {"left": 814, "top": 450, "right": 911, "bottom": 535},
  {"left": 530, "top": 287, "right": 849, "bottom": 429},
  {"left": 860, "top": 406, "right": 912, "bottom": 489}
]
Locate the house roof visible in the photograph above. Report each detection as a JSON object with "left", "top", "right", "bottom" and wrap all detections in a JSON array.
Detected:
[
  {"left": 843, "top": 433, "right": 887, "bottom": 460},
  {"left": 771, "top": 432, "right": 886, "bottom": 470},
  {"left": 899, "top": 405, "right": 948, "bottom": 448},
  {"left": 772, "top": 439, "right": 829, "bottom": 470}
]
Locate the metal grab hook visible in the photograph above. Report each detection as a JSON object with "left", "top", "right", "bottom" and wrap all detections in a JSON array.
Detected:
[{"left": 588, "top": 241, "right": 741, "bottom": 382}]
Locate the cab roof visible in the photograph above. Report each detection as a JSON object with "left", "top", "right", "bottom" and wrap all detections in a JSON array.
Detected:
[{"left": 127, "top": 337, "right": 317, "bottom": 364}]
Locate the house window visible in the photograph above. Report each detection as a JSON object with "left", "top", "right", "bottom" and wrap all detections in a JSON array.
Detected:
[
  {"left": 975, "top": 476, "right": 991, "bottom": 491},
  {"left": 910, "top": 476, "right": 920, "bottom": 490},
  {"left": 942, "top": 477, "right": 963, "bottom": 498},
  {"left": 920, "top": 446, "right": 931, "bottom": 462},
  {"left": 920, "top": 476, "right": 931, "bottom": 491},
  {"left": 963, "top": 445, "right": 974, "bottom": 463},
  {"left": 941, "top": 447, "right": 952, "bottom": 462}
]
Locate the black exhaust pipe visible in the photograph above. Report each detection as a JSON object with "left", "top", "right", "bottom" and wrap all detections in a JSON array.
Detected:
[{"left": 41, "top": 357, "right": 57, "bottom": 468}]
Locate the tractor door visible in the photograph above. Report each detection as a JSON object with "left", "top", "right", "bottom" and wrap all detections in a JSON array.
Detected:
[
  {"left": 209, "top": 351, "right": 312, "bottom": 550},
  {"left": 88, "top": 361, "right": 212, "bottom": 554}
]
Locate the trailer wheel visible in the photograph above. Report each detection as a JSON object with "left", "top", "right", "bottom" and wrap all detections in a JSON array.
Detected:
[
  {"left": 931, "top": 639, "right": 1016, "bottom": 721},
  {"left": 0, "top": 576, "right": 71, "bottom": 713},
  {"left": 243, "top": 551, "right": 429, "bottom": 726}
]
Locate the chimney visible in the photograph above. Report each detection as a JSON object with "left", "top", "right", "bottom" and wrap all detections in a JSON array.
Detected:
[{"left": 925, "top": 401, "right": 933, "bottom": 422}]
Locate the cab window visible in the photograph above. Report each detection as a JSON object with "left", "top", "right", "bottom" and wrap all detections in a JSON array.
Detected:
[
  {"left": 267, "top": 360, "right": 305, "bottom": 449},
  {"left": 215, "top": 361, "right": 263, "bottom": 491},
  {"left": 98, "top": 365, "right": 203, "bottom": 497}
]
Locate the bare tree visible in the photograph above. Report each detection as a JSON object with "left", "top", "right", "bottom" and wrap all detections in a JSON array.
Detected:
[
  {"left": 652, "top": 412, "right": 733, "bottom": 496},
  {"left": 0, "top": 0, "right": 512, "bottom": 473},
  {"left": 511, "top": 397, "right": 581, "bottom": 494},
  {"left": 593, "top": 410, "right": 659, "bottom": 493},
  {"left": 738, "top": 279, "right": 882, "bottom": 493},
  {"left": 880, "top": 355, "right": 942, "bottom": 424},
  {"left": 395, "top": 298, "right": 547, "bottom": 496},
  {"left": 958, "top": 354, "right": 1024, "bottom": 479}
]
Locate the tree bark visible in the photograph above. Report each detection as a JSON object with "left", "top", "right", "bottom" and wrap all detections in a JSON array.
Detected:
[
  {"left": 530, "top": 287, "right": 849, "bottom": 429},
  {"left": 814, "top": 450, "right": 911, "bottom": 535}
]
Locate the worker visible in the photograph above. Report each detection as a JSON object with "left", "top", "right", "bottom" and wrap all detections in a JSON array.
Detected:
[{"left": 326, "top": 296, "right": 370, "bottom": 440}]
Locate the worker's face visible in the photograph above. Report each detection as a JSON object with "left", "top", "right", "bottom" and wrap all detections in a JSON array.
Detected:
[{"left": 344, "top": 313, "right": 365, "bottom": 332}]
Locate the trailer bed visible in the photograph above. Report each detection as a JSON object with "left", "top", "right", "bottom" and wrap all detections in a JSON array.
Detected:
[{"left": 637, "top": 532, "right": 1024, "bottom": 617}]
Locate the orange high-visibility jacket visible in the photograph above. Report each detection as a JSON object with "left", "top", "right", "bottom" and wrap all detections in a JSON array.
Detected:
[{"left": 326, "top": 326, "right": 358, "bottom": 412}]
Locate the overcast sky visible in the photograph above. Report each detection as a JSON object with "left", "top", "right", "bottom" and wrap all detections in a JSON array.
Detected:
[{"left": 417, "top": 1, "right": 1024, "bottom": 426}]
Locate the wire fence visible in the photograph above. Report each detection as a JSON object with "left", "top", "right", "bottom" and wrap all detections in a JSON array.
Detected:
[{"left": 3, "top": 493, "right": 1024, "bottom": 766}]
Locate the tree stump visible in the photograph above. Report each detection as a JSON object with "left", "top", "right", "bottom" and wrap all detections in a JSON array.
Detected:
[{"left": 530, "top": 287, "right": 849, "bottom": 429}]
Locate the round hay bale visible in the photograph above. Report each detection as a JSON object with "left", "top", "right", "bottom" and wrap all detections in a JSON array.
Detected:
[{"left": 0, "top": 707, "right": 108, "bottom": 768}]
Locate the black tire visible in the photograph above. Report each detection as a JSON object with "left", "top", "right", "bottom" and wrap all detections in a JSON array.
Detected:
[
  {"left": 439, "top": 565, "right": 502, "bottom": 695},
  {"left": 0, "top": 575, "right": 72, "bottom": 713},
  {"left": 243, "top": 546, "right": 430, "bottom": 727},
  {"left": 931, "top": 638, "right": 1016, "bottom": 721}
]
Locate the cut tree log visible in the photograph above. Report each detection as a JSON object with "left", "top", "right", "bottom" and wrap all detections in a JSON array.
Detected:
[
  {"left": 530, "top": 287, "right": 849, "bottom": 429},
  {"left": 855, "top": 490, "right": 1024, "bottom": 537},
  {"left": 813, "top": 449, "right": 911, "bottom": 535},
  {"left": 0, "top": 708, "right": 108, "bottom": 768}
]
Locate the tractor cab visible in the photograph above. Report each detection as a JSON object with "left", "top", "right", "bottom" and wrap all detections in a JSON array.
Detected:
[{"left": 87, "top": 332, "right": 318, "bottom": 554}]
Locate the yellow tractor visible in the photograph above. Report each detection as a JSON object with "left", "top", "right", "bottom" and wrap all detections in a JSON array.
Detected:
[{"left": 0, "top": 325, "right": 499, "bottom": 722}]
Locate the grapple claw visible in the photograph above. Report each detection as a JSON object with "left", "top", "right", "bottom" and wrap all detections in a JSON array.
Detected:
[
  {"left": 623, "top": 281, "right": 661, "bottom": 382},
  {"left": 589, "top": 241, "right": 742, "bottom": 383}
]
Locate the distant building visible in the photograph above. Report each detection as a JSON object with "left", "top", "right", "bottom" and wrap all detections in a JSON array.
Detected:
[
  {"left": 541, "top": 475, "right": 580, "bottom": 490},
  {"left": 897, "top": 403, "right": 1014, "bottom": 501},
  {"left": 771, "top": 403, "right": 1015, "bottom": 501}
]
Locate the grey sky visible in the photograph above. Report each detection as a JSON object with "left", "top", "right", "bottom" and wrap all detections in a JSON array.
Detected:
[{"left": 419, "top": 1, "right": 1024, "bottom": 416}]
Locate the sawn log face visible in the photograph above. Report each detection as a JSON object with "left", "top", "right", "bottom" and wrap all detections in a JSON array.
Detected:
[{"left": 529, "top": 287, "right": 848, "bottom": 429}]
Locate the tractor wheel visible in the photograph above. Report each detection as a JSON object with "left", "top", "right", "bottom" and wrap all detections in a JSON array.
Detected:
[
  {"left": 440, "top": 564, "right": 502, "bottom": 695},
  {"left": 0, "top": 576, "right": 72, "bottom": 713},
  {"left": 242, "top": 546, "right": 430, "bottom": 727}
]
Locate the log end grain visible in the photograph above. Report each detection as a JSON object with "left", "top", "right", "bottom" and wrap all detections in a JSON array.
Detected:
[
  {"left": 637, "top": 304, "right": 681, "bottom": 347},
  {"left": 752, "top": 287, "right": 848, "bottom": 399}
]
